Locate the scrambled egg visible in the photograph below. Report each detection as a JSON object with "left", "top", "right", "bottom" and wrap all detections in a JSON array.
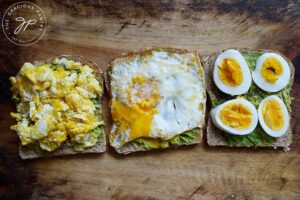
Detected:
[{"left": 10, "top": 58, "right": 103, "bottom": 152}]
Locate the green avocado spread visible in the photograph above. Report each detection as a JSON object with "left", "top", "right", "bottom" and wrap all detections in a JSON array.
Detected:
[
  {"left": 212, "top": 51, "right": 293, "bottom": 146},
  {"left": 131, "top": 128, "right": 200, "bottom": 149}
]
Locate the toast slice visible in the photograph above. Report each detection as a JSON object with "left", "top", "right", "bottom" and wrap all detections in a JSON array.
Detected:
[
  {"left": 203, "top": 48, "right": 294, "bottom": 151},
  {"left": 12, "top": 55, "right": 106, "bottom": 159},
  {"left": 106, "top": 48, "right": 206, "bottom": 154}
]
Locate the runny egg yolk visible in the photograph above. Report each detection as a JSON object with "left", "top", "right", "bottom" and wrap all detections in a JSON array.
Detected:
[
  {"left": 112, "top": 100, "right": 157, "bottom": 140},
  {"left": 112, "top": 75, "right": 160, "bottom": 142},
  {"left": 218, "top": 58, "right": 243, "bottom": 86},
  {"left": 261, "top": 57, "right": 283, "bottom": 83},
  {"left": 262, "top": 99, "right": 284, "bottom": 131},
  {"left": 220, "top": 103, "right": 252, "bottom": 130}
]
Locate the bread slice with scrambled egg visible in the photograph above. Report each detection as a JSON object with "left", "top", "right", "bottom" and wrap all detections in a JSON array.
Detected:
[
  {"left": 204, "top": 48, "right": 294, "bottom": 151},
  {"left": 106, "top": 48, "right": 206, "bottom": 154},
  {"left": 10, "top": 55, "right": 106, "bottom": 159}
]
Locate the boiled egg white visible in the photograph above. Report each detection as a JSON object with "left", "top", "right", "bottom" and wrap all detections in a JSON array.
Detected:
[
  {"left": 210, "top": 98, "right": 258, "bottom": 135},
  {"left": 252, "top": 53, "right": 290, "bottom": 92},
  {"left": 258, "top": 95, "right": 289, "bottom": 137},
  {"left": 213, "top": 49, "right": 252, "bottom": 95}
]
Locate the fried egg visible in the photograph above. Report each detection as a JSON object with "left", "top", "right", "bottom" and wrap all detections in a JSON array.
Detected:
[
  {"left": 213, "top": 49, "right": 252, "bottom": 95},
  {"left": 110, "top": 49, "right": 206, "bottom": 148},
  {"left": 210, "top": 98, "right": 258, "bottom": 135},
  {"left": 252, "top": 53, "right": 290, "bottom": 92},
  {"left": 258, "top": 95, "right": 289, "bottom": 137},
  {"left": 10, "top": 58, "right": 103, "bottom": 151}
]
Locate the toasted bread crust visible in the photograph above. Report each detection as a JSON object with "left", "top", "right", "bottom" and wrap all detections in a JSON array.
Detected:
[
  {"left": 17, "top": 55, "right": 106, "bottom": 159},
  {"left": 105, "top": 48, "right": 205, "bottom": 154},
  {"left": 204, "top": 48, "right": 294, "bottom": 151}
]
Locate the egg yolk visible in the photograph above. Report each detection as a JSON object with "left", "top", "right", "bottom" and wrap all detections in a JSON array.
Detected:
[
  {"left": 112, "top": 100, "right": 157, "bottom": 140},
  {"left": 112, "top": 75, "right": 161, "bottom": 143},
  {"left": 261, "top": 57, "right": 283, "bottom": 83},
  {"left": 218, "top": 58, "right": 243, "bottom": 86},
  {"left": 262, "top": 99, "right": 284, "bottom": 130},
  {"left": 220, "top": 103, "right": 252, "bottom": 130}
]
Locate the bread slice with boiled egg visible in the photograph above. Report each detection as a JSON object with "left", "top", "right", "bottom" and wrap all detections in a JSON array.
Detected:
[
  {"left": 106, "top": 48, "right": 206, "bottom": 154},
  {"left": 10, "top": 55, "right": 106, "bottom": 159},
  {"left": 204, "top": 48, "right": 294, "bottom": 151}
]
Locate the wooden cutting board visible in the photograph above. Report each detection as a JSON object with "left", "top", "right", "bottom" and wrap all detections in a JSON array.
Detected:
[{"left": 0, "top": 1, "right": 299, "bottom": 199}]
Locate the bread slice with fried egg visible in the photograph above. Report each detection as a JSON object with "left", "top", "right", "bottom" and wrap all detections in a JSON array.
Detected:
[
  {"left": 204, "top": 48, "right": 294, "bottom": 151},
  {"left": 10, "top": 55, "right": 106, "bottom": 159},
  {"left": 106, "top": 48, "right": 206, "bottom": 154}
]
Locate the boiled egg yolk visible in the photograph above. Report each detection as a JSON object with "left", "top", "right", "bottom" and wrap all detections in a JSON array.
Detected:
[
  {"left": 262, "top": 99, "right": 284, "bottom": 130},
  {"left": 261, "top": 57, "right": 283, "bottom": 83},
  {"left": 218, "top": 58, "right": 243, "bottom": 86},
  {"left": 112, "top": 100, "right": 157, "bottom": 140},
  {"left": 220, "top": 103, "right": 252, "bottom": 130}
]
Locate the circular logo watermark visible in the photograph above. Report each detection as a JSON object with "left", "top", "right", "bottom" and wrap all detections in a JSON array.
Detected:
[{"left": 2, "top": 1, "right": 46, "bottom": 46}]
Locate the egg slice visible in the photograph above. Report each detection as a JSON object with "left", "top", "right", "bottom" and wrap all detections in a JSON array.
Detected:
[
  {"left": 210, "top": 99, "right": 258, "bottom": 135},
  {"left": 258, "top": 95, "right": 289, "bottom": 137},
  {"left": 252, "top": 53, "right": 290, "bottom": 92},
  {"left": 213, "top": 49, "right": 252, "bottom": 95}
]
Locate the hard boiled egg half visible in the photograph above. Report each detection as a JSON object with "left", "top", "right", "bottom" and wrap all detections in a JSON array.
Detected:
[
  {"left": 213, "top": 49, "right": 252, "bottom": 95},
  {"left": 252, "top": 53, "right": 290, "bottom": 92},
  {"left": 258, "top": 95, "right": 289, "bottom": 137},
  {"left": 210, "top": 99, "right": 258, "bottom": 135}
]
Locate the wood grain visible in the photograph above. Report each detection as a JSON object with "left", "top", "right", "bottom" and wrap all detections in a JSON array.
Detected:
[{"left": 0, "top": 0, "right": 299, "bottom": 199}]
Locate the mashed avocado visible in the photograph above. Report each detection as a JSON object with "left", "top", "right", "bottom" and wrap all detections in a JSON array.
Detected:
[
  {"left": 72, "top": 126, "right": 105, "bottom": 151},
  {"left": 131, "top": 128, "right": 200, "bottom": 149},
  {"left": 212, "top": 51, "right": 293, "bottom": 146}
]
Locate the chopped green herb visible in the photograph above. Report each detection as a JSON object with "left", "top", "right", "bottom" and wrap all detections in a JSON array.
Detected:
[{"left": 75, "top": 69, "right": 81, "bottom": 74}]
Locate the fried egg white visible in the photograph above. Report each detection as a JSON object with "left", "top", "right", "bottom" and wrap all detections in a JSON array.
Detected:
[
  {"left": 110, "top": 49, "right": 206, "bottom": 148},
  {"left": 252, "top": 52, "right": 290, "bottom": 92},
  {"left": 10, "top": 58, "right": 103, "bottom": 152},
  {"left": 213, "top": 49, "right": 252, "bottom": 95},
  {"left": 258, "top": 95, "right": 289, "bottom": 137},
  {"left": 210, "top": 98, "right": 258, "bottom": 135}
]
